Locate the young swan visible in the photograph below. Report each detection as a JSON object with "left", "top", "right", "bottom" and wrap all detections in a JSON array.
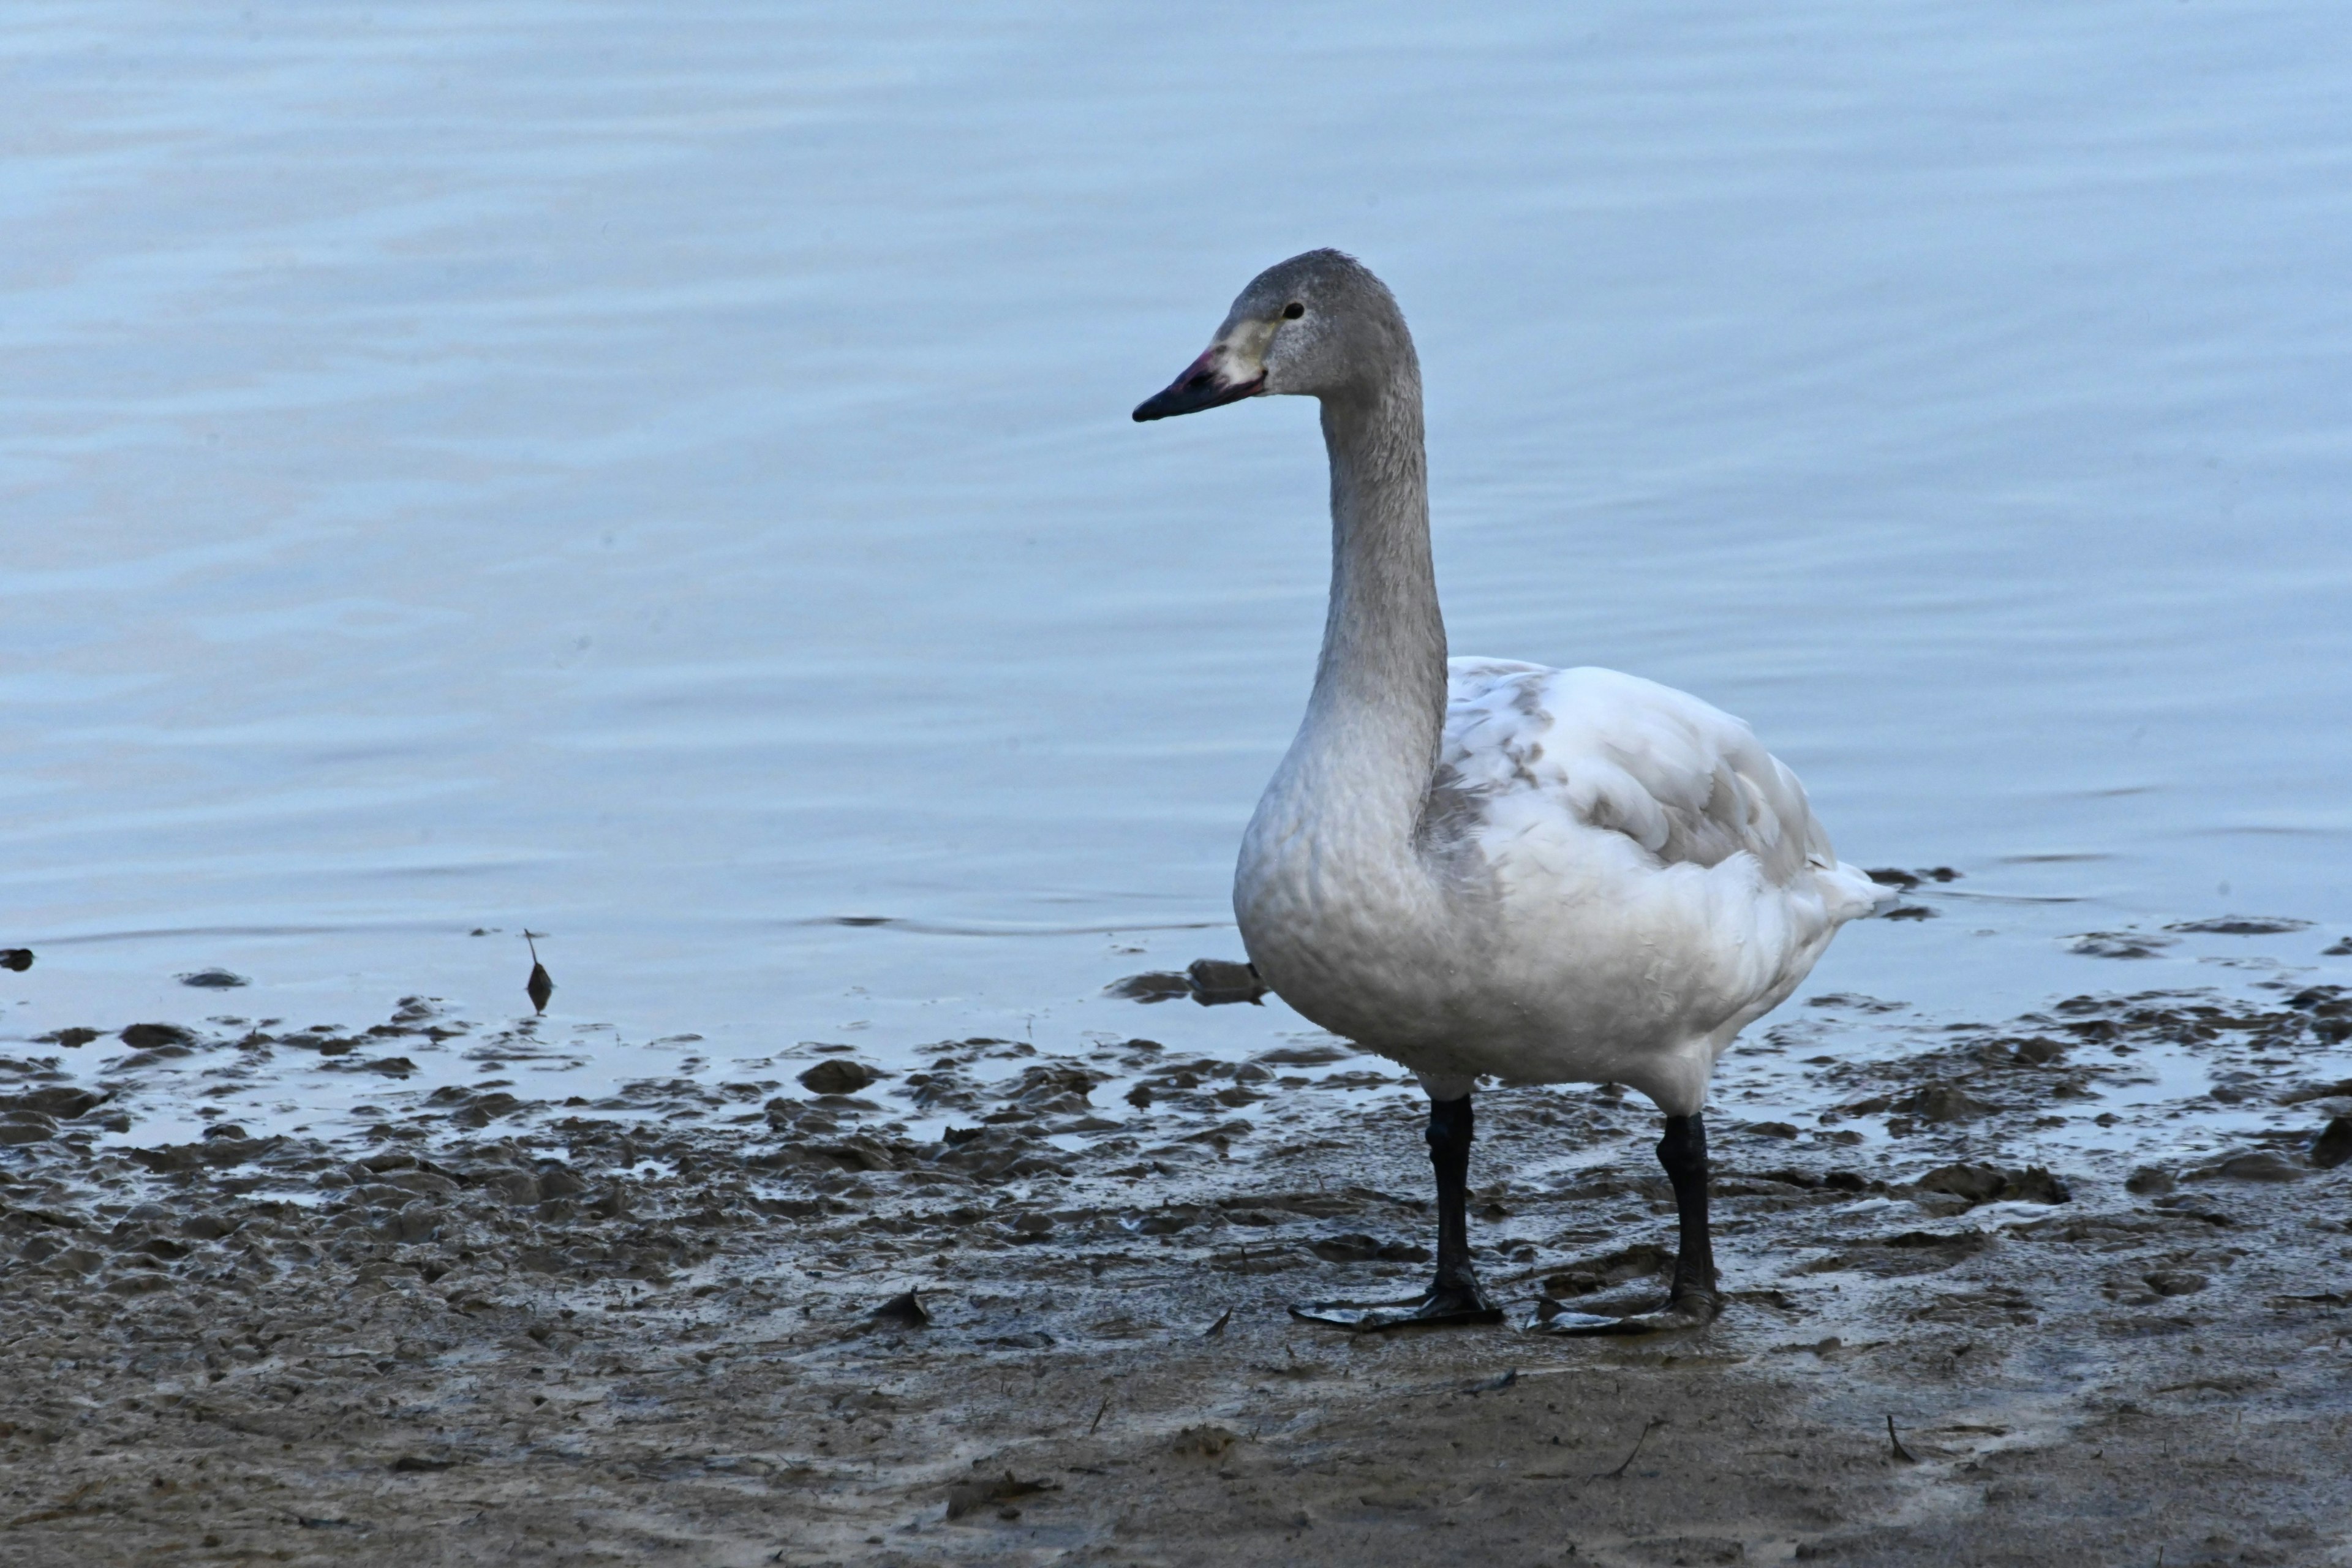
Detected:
[{"left": 1136, "top": 250, "right": 1889, "bottom": 1332}]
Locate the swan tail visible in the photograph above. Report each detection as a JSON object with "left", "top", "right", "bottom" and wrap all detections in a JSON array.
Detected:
[{"left": 1818, "top": 860, "right": 1901, "bottom": 924}]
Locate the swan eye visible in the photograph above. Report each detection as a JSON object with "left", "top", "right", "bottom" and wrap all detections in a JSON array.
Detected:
[{"left": 1283, "top": 302, "right": 1305, "bottom": 320}]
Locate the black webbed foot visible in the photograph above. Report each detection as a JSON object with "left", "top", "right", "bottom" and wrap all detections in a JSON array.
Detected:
[
  {"left": 1531, "top": 1111, "right": 1723, "bottom": 1335},
  {"left": 1291, "top": 1281, "right": 1504, "bottom": 1332},
  {"left": 1529, "top": 1287, "right": 1721, "bottom": 1336}
]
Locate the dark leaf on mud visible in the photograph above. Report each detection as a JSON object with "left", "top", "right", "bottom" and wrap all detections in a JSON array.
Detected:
[
  {"left": 945, "top": 1472, "right": 1057, "bottom": 1520},
  {"left": 524, "top": 932, "right": 553, "bottom": 1012},
  {"left": 178, "top": 968, "right": 248, "bottom": 989},
  {"left": 1883, "top": 905, "right": 1937, "bottom": 921},
  {"left": 798, "top": 1058, "right": 880, "bottom": 1096},
  {"left": 390, "top": 1455, "right": 456, "bottom": 1472},
  {"left": 2313, "top": 1117, "right": 2352, "bottom": 1170},
  {"left": 1186, "top": 957, "right": 1267, "bottom": 1005},
  {"left": 1865, "top": 868, "right": 1919, "bottom": 890},
  {"left": 0, "top": 949, "right": 31, "bottom": 972},
  {"left": 871, "top": 1290, "right": 930, "bottom": 1328},
  {"left": 1107, "top": 970, "right": 1191, "bottom": 1002},
  {"left": 2165, "top": 916, "right": 2311, "bottom": 935},
  {"left": 1202, "top": 1307, "right": 1232, "bottom": 1336}
]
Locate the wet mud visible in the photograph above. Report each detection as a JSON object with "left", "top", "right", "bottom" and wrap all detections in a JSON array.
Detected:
[{"left": 2, "top": 985, "right": 2350, "bottom": 1564}]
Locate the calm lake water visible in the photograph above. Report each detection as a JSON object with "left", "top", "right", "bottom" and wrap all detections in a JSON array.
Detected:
[{"left": 5, "top": 2, "right": 2350, "bottom": 1138}]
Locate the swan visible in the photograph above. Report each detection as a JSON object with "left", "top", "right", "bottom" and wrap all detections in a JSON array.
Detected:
[{"left": 1134, "top": 251, "right": 1890, "bottom": 1332}]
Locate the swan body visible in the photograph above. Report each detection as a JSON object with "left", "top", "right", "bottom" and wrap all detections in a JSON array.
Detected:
[
  {"left": 1240, "top": 658, "right": 1885, "bottom": 1114},
  {"left": 1134, "top": 249, "right": 1887, "bottom": 1332}
]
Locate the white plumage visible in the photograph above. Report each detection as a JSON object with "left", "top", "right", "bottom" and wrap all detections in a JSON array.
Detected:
[
  {"left": 1135, "top": 249, "right": 1887, "bottom": 1331},
  {"left": 1235, "top": 659, "right": 1885, "bottom": 1116}
]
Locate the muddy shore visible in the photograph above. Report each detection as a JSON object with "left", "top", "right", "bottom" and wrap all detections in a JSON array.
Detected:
[{"left": 3, "top": 982, "right": 2350, "bottom": 1565}]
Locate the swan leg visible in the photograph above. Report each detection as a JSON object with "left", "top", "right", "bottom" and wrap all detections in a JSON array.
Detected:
[
  {"left": 1537, "top": 1111, "right": 1722, "bottom": 1335},
  {"left": 1290, "top": 1092, "right": 1504, "bottom": 1330}
]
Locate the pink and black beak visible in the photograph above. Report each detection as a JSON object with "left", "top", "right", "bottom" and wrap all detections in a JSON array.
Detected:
[{"left": 1133, "top": 345, "right": 1266, "bottom": 422}]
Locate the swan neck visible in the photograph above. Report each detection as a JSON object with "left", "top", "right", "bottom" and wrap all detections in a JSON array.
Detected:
[{"left": 1306, "top": 375, "right": 1445, "bottom": 775}]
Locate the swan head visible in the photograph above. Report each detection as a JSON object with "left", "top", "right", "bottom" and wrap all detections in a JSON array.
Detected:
[{"left": 1133, "top": 249, "right": 1414, "bottom": 422}]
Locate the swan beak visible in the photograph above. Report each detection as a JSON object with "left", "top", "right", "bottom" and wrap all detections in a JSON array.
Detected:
[{"left": 1132, "top": 345, "right": 1266, "bottom": 422}]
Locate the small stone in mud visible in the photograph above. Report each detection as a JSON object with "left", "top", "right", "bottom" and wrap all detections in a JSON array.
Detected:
[
  {"left": 2070, "top": 931, "right": 2177, "bottom": 959},
  {"left": 2309, "top": 1117, "right": 2352, "bottom": 1170},
  {"left": 944, "top": 1472, "right": 1055, "bottom": 1521},
  {"left": 2003, "top": 1166, "right": 2070, "bottom": 1204},
  {"left": 2144, "top": 1270, "right": 2208, "bottom": 1297},
  {"left": 0, "top": 948, "right": 31, "bottom": 971},
  {"left": 37, "top": 1027, "right": 99, "bottom": 1048},
  {"left": 797, "top": 1059, "right": 880, "bottom": 1096},
  {"left": 1186, "top": 957, "right": 1267, "bottom": 1005},
  {"left": 2198, "top": 1150, "right": 2302, "bottom": 1183},
  {"left": 1916, "top": 1163, "right": 2006, "bottom": 1203},
  {"left": 1169, "top": 1425, "right": 1238, "bottom": 1459},
  {"left": 2326, "top": 937, "right": 2352, "bottom": 956},
  {"left": 2126, "top": 1165, "right": 2178, "bottom": 1195},
  {"left": 178, "top": 968, "right": 248, "bottom": 988},
  {"left": 1914, "top": 1163, "right": 2069, "bottom": 1205},
  {"left": 1107, "top": 970, "right": 1192, "bottom": 1002},
  {"left": 119, "top": 1023, "right": 195, "bottom": 1050},
  {"left": 0, "top": 1111, "right": 59, "bottom": 1144},
  {"left": 2, "top": 1086, "right": 108, "bottom": 1120},
  {"left": 871, "top": 1290, "right": 930, "bottom": 1328},
  {"left": 2166, "top": 916, "right": 2310, "bottom": 935},
  {"left": 1890, "top": 1082, "right": 1993, "bottom": 1123},
  {"left": 1883, "top": 905, "right": 1937, "bottom": 921}
]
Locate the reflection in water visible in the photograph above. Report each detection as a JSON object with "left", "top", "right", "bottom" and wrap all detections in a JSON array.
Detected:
[{"left": 2, "top": 3, "right": 2350, "bottom": 1144}]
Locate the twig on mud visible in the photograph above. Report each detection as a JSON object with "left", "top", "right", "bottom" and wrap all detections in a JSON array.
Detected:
[
  {"left": 1598, "top": 1417, "right": 1665, "bottom": 1479},
  {"left": 1887, "top": 1414, "right": 1918, "bottom": 1464},
  {"left": 1203, "top": 1307, "right": 1232, "bottom": 1337},
  {"left": 1088, "top": 1396, "right": 1110, "bottom": 1435}
]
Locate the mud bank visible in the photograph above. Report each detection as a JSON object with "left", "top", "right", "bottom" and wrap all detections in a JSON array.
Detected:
[{"left": 2, "top": 983, "right": 2350, "bottom": 1565}]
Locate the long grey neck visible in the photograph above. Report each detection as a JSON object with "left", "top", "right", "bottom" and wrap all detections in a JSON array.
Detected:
[{"left": 1291, "top": 369, "right": 1447, "bottom": 823}]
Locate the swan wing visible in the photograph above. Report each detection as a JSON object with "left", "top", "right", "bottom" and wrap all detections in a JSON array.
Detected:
[{"left": 1440, "top": 660, "right": 1877, "bottom": 911}]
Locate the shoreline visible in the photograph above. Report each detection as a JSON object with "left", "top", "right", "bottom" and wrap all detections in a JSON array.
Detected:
[{"left": 1, "top": 981, "right": 2349, "bottom": 1563}]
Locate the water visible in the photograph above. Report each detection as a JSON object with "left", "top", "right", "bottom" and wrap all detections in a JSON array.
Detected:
[{"left": 5, "top": 2, "right": 2351, "bottom": 1139}]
